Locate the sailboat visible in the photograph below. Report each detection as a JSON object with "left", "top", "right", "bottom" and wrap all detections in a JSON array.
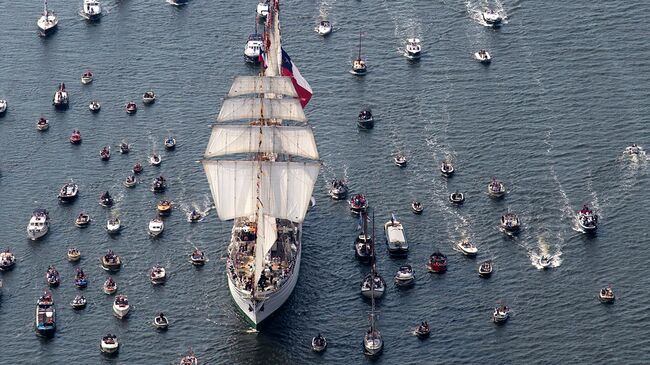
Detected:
[
  {"left": 351, "top": 32, "right": 367, "bottom": 75},
  {"left": 37, "top": 0, "right": 58, "bottom": 36},
  {"left": 202, "top": 0, "right": 319, "bottom": 328},
  {"left": 363, "top": 278, "right": 383, "bottom": 356},
  {"left": 360, "top": 212, "right": 385, "bottom": 299}
]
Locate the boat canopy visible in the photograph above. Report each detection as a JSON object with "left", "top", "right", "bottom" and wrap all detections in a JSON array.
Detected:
[{"left": 386, "top": 225, "right": 406, "bottom": 243}]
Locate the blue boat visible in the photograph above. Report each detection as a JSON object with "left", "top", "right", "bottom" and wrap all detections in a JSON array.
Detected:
[
  {"left": 35, "top": 291, "right": 56, "bottom": 337},
  {"left": 74, "top": 268, "right": 88, "bottom": 288}
]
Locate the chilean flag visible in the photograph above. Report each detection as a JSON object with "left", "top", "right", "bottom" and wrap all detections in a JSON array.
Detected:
[{"left": 281, "top": 48, "right": 313, "bottom": 108}]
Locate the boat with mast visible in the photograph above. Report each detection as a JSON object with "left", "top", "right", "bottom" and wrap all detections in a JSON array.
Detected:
[
  {"left": 351, "top": 32, "right": 367, "bottom": 75},
  {"left": 363, "top": 281, "right": 383, "bottom": 356},
  {"left": 202, "top": 0, "right": 319, "bottom": 327}
]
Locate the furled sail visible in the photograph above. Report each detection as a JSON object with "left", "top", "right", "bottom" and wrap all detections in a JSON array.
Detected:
[
  {"left": 216, "top": 98, "right": 306, "bottom": 123},
  {"left": 204, "top": 125, "right": 319, "bottom": 160},
  {"left": 254, "top": 214, "right": 278, "bottom": 286},
  {"left": 202, "top": 160, "right": 320, "bottom": 222},
  {"left": 228, "top": 76, "right": 298, "bottom": 98}
]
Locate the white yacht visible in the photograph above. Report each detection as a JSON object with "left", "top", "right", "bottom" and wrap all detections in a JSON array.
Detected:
[
  {"left": 493, "top": 304, "right": 510, "bottom": 323},
  {"left": 475, "top": 50, "right": 492, "bottom": 63},
  {"left": 81, "top": 0, "right": 102, "bottom": 21},
  {"left": 500, "top": 212, "right": 520, "bottom": 232},
  {"left": 27, "top": 209, "right": 50, "bottom": 240},
  {"left": 456, "top": 240, "right": 478, "bottom": 256},
  {"left": 112, "top": 295, "right": 129, "bottom": 319},
  {"left": 394, "top": 264, "right": 414, "bottom": 286},
  {"left": 0, "top": 100, "right": 7, "bottom": 116},
  {"left": 148, "top": 218, "right": 164, "bottom": 237},
  {"left": 37, "top": 0, "right": 58, "bottom": 35},
  {"left": 244, "top": 33, "right": 264, "bottom": 63},
  {"left": 384, "top": 215, "right": 408, "bottom": 255},
  {"left": 482, "top": 9, "right": 503, "bottom": 26},
  {"left": 256, "top": 1, "right": 269, "bottom": 19},
  {"left": 404, "top": 38, "right": 421, "bottom": 60},
  {"left": 577, "top": 205, "right": 598, "bottom": 232},
  {"left": 52, "top": 83, "right": 68, "bottom": 109},
  {"left": 203, "top": 1, "right": 319, "bottom": 328},
  {"left": 317, "top": 20, "right": 332, "bottom": 36},
  {"left": 538, "top": 255, "right": 552, "bottom": 269},
  {"left": 106, "top": 218, "right": 121, "bottom": 234},
  {"left": 100, "top": 334, "right": 119, "bottom": 354}
]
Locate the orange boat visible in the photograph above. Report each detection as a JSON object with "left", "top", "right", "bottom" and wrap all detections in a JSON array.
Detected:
[
  {"left": 69, "top": 130, "right": 82, "bottom": 144},
  {"left": 157, "top": 200, "right": 172, "bottom": 215}
]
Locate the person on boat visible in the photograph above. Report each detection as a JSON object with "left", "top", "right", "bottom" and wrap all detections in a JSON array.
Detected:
[{"left": 157, "top": 312, "right": 166, "bottom": 321}]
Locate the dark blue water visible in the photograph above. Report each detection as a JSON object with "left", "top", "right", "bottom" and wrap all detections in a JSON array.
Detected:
[{"left": 1, "top": 0, "right": 650, "bottom": 363}]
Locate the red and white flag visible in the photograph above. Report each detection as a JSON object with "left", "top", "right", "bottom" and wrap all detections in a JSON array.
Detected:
[{"left": 281, "top": 48, "right": 313, "bottom": 108}]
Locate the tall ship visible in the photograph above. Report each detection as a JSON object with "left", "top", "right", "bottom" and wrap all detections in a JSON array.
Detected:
[{"left": 203, "top": 0, "right": 318, "bottom": 326}]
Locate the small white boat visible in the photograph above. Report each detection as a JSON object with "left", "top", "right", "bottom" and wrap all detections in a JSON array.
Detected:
[
  {"left": 106, "top": 218, "right": 121, "bottom": 234},
  {"left": 0, "top": 100, "right": 7, "bottom": 115},
  {"left": 328, "top": 179, "right": 348, "bottom": 200},
  {"left": 36, "top": 117, "right": 49, "bottom": 130},
  {"left": 394, "top": 264, "right": 415, "bottom": 286},
  {"left": 149, "top": 218, "right": 164, "bottom": 237},
  {"left": 123, "top": 175, "right": 137, "bottom": 188},
  {"left": 311, "top": 334, "right": 327, "bottom": 352},
  {"left": 475, "top": 50, "right": 491, "bottom": 63},
  {"left": 112, "top": 294, "right": 129, "bottom": 319},
  {"left": 404, "top": 38, "right": 421, "bottom": 60},
  {"left": 58, "top": 182, "right": 79, "bottom": 203},
  {"left": 37, "top": 0, "right": 59, "bottom": 35},
  {"left": 576, "top": 205, "right": 598, "bottom": 232},
  {"left": 256, "top": 1, "right": 269, "bottom": 19},
  {"left": 493, "top": 304, "right": 510, "bottom": 323},
  {"left": 150, "top": 265, "right": 166, "bottom": 284},
  {"left": 27, "top": 209, "right": 49, "bottom": 240},
  {"left": 598, "top": 286, "right": 615, "bottom": 303},
  {"left": 478, "top": 260, "right": 493, "bottom": 277},
  {"left": 449, "top": 191, "right": 465, "bottom": 204},
  {"left": 244, "top": 33, "right": 264, "bottom": 63},
  {"left": 482, "top": 9, "right": 503, "bottom": 26},
  {"left": 81, "top": 0, "right": 102, "bottom": 21},
  {"left": 70, "top": 295, "right": 87, "bottom": 309},
  {"left": 487, "top": 178, "right": 506, "bottom": 197},
  {"left": 411, "top": 200, "right": 423, "bottom": 214},
  {"left": 189, "top": 248, "right": 206, "bottom": 265},
  {"left": 103, "top": 277, "right": 117, "bottom": 294},
  {"left": 142, "top": 91, "right": 156, "bottom": 104},
  {"left": 0, "top": 250, "right": 16, "bottom": 271},
  {"left": 384, "top": 214, "right": 408, "bottom": 255},
  {"left": 150, "top": 154, "right": 162, "bottom": 166},
  {"left": 361, "top": 272, "right": 385, "bottom": 299},
  {"left": 440, "top": 161, "right": 454, "bottom": 176},
  {"left": 538, "top": 255, "right": 552, "bottom": 269},
  {"left": 500, "top": 212, "right": 520, "bottom": 232},
  {"left": 394, "top": 154, "right": 407, "bottom": 167},
  {"left": 180, "top": 352, "right": 198, "bottom": 365},
  {"left": 52, "top": 83, "right": 68, "bottom": 109},
  {"left": 624, "top": 144, "right": 643, "bottom": 156},
  {"left": 89, "top": 100, "right": 101, "bottom": 112},
  {"left": 101, "top": 250, "right": 122, "bottom": 272},
  {"left": 153, "top": 313, "right": 169, "bottom": 329},
  {"left": 164, "top": 136, "right": 176, "bottom": 150},
  {"left": 81, "top": 71, "right": 94, "bottom": 84},
  {"left": 126, "top": 101, "right": 137, "bottom": 114},
  {"left": 456, "top": 240, "right": 478, "bottom": 256},
  {"left": 100, "top": 334, "right": 119, "bottom": 354},
  {"left": 67, "top": 248, "right": 81, "bottom": 262},
  {"left": 317, "top": 20, "right": 332, "bottom": 36}
]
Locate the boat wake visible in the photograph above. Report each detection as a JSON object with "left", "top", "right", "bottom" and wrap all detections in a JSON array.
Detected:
[
  {"left": 179, "top": 194, "right": 213, "bottom": 222},
  {"left": 529, "top": 235, "right": 562, "bottom": 269}
]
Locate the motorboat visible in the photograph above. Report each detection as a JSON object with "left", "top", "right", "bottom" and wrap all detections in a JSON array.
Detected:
[
  {"left": 119, "top": 142, "right": 130, "bottom": 154},
  {"left": 70, "top": 295, "right": 87, "bottom": 309},
  {"left": 598, "top": 286, "right": 615, "bottom": 303},
  {"left": 52, "top": 83, "right": 68, "bottom": 109},
  {"left": 113, "top": 294, "right": 130, "bottom": 318},
  {"left": 361, "top": 270, "right": 385, "bottom": 299},
  {"left": 46, "top": 266, "right": 60, "bottom": 287},
  {"left": 180, "top": 352, "right": 198, "bottom": 365},
  {"left": 100, "top": 334, "right": 119, "bottom": 354},
  {"left": 157, "top": 200, "right": 172, "bottom": 216},
  {"left": 67, "top": 248, "right": 81, "bottom": 262},
  {"left": 0, "top": 100, "right": 6, "bottom": 116},
  {"left": 81, "top": 71, "right": 93, "bottom": 84},
  {"left": 328, "top": 179, "right": 348, "bottom": 200},
  {"left": 404, "top": 38, "right": 421, "bottom": 60},
  {"left": 70, "top": 130, "right": 82, "bottom": 144},
  {"left": 89, "top": 100, "right": 101, "bottom": 112},
  {"left": 123, "top": 175, "right": 137, "bottom": 189},
  {"left": 440, "top": 161, "right": 454, "bottom": 176},
  {"left": 35, "top": 291, "right": 56, "bottom": 337},
  {"left": 149, "top": 218, "right": 164, "bottom": 237},
  {"left": 142, "top": 91, "right": 156, "bottom": 104},
  {"left": 475, "top": 49, "right": 491, "bottom": 64},
  {"left": 317, "top": 20, "right": 332, "bottom": 36},
  {"left": 500, "top": 212, "right": 520, "bottom": 232},
  {"left": 125, "top": 101, "right": 137, "bottom": 114},
  {"left": 164, "top": 136, "right": 176, "bottom": 150},
  {"left": 357, "top": 108, "right": 374, "bottom": 129},
  {"left": 154, "top": 313, "right": 169, "bottom": 329},
  {"left": 349, "top": 193, "right": 368, "bottom": 215},
  {"left": 99, "top": 191, "right": 114, "bottom": 207},
  {"left": 493, "top": 304, "right": 510, "bottom": 323},
  {"left": 189, "top": 248, "right": 206, "bottom": 266},
  {"left": 384, "top": 214, "right": 408, "bottom": 255},
  {"left": 577, "top": 205, "right": 598, "bottom": 232},
  {"left": 456, "top": 240, "right": 478, "bottom": 256},
  {"left": 394, "top": 154, "right": 407, "bottom": 167},
  {"left": 37, "top": 0, "right": 59, "bottom": 36},
  {"left": 150, "top": 265, "right": 166, "bottom": 284},
  {"left": 487, "top": 177, "right": 506, "bottom": 197},
  {"left": 132, "top": 162, "right": 143, "bottom": 174},
  {"left": 244, "top": 33, "right": 264, "bottom": 63},
  {"left": 150, "top": 153, "right": 162, "bottom": 166},
  {"left": 27, "top": 209, "right": 49, "bottom": 240},
  {"left": 415, "top": 322, "right": 430, "bottom": 338},
  {"left": 103, "top": 276, "right": 117, "bottom": 294},
  {"left": 538, "top": 255, "right": 552, "bottom": 269},
  {"left": 449, "top": 191, "right": 465, "bottom": 204},
  {"left": 74, "top": 268, "right": 88, "bottom": 288},
  {"left": 100, "top": 146, "right": 110, "bottom": 161},
  {"left": 81, "top": 0, "right": 102, "bottom": 21},
  {"left": 394, "top": 264, "right": 415, "bottom": 287},
  {"left": 624, "top": 143, "right": 643, "bottom": 156},
  {"left": 188, "top": 209, "right": 203, "bottom": 222},
  {"left": 256, "top": 1, "right": 269, "bottom": 19},
  {"left": 482, "top": 9, "right": 503, "bottom": 26},
  {"left": 427, "top": 251, "right": 447, "bottom": 273},
  {"left": 101, "top": 250, "right": 122, "bottom": 271},
  {"left": 312, "top": 333, "right": 327, "bottom": 352},
  {"left": 478, "top": 260, "right": 493, "bottom": 277},
  {"left": 0, "top": 250, "right": 16, "bottom": 271},
  {"left": 106, "top": 218, "right": 121, "bottom": 234},
  {"left": 75, "top": 212, "right": 91, "bottom": 227},
  {"left": 151, "top": 176, "right": 166, "bottom": 193},
  {"left": 58, "top": 182, "right": 79, "bottom": 203},
  {"left": 168, "top": 0, "right": 189, "bottom": 5},
  {"left": 411, "top": 200, "right": 423, "bottom": 214},
  {"left": 36, "top": 117, "right": 49, "bottom": 130},
  {"left": 352, "top": 32, "right": 367, "bottom": 75}
]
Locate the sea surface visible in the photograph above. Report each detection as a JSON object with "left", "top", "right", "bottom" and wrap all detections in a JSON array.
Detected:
[{"left": 1, "top": 0, "right": 649, "bottom": 363}]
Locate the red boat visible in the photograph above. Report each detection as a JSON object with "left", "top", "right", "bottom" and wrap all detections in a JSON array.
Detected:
[
  {"left": 69, "top": 130, "right": 82, "bottom": 144},
  {"left": 427, "top": 251, "right": 447, "bottom": 273},
  {"left": 126, "top": 101, "right": 137, "bottom": 114},
  {"left": 100, "top": 146, "right": 110, "bottom": 161}
]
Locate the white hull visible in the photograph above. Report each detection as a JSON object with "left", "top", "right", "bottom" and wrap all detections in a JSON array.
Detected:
[
  {"left": 226, "top": 240, "right": 301, "bottom": 326},
  {"left": 112, "top": 303, "right": 129, "bottom": 318},
  {"left": 28, "top": 227, "right": 48, "bottom": 240},
  {"left": 101, "top": 341, "right": 119, "bottom": 353}
]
